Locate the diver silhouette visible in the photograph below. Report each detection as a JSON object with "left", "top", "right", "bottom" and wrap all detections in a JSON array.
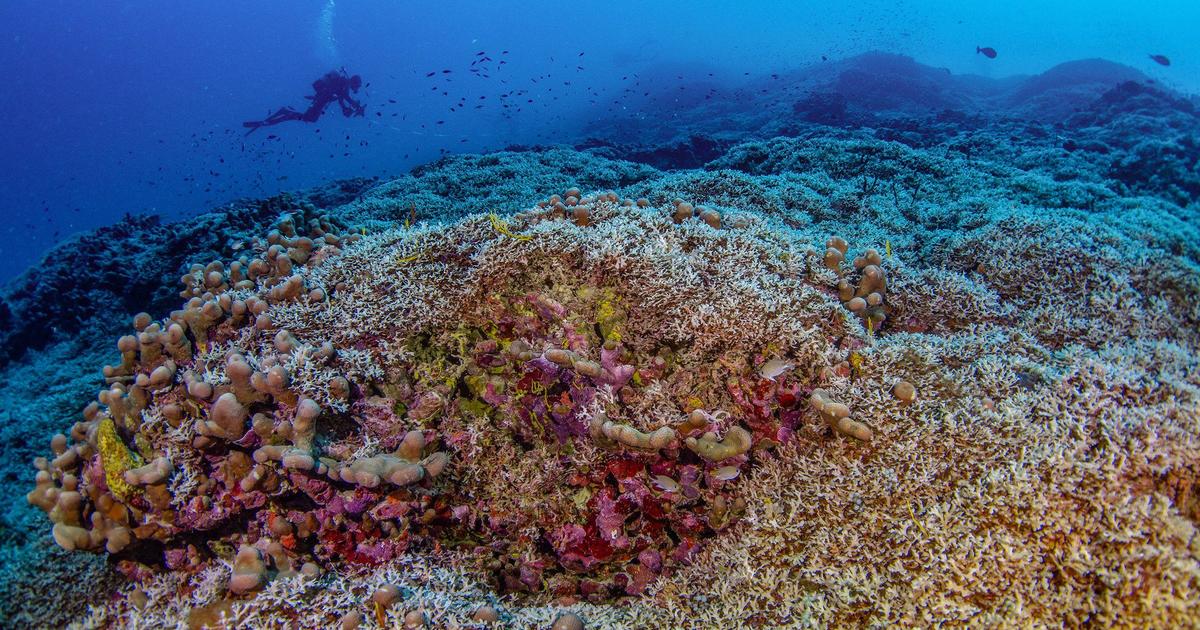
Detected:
[{"left": 243, "top": 68, "right": 365, "bottom": 134}]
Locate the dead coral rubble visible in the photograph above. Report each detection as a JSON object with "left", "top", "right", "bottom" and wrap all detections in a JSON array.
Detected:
[{"left": 29, "top": 188, "right": 881, "bottom": 605}]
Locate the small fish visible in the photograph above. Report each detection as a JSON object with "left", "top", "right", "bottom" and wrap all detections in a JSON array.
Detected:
[
  {"left": 759, "top": 358, "right": 794, "bottom": 381},
  {"left": 885, "top": 239, "right": 892, "bottom": 258},
  {"left": 1149, "top": 54, "right": 1171, "bottom": 67},
  {"left": 653, "top": 475, "right": 681, "bottom": 493},
  {"left": 712, "top": 466, "right": 740, "bottom": 481},
  {"left": 425, "top": 71, "right": 436, "bottom": 77},
  {"left": 976, "top": 46, "right": 997, "bottom": 59}
]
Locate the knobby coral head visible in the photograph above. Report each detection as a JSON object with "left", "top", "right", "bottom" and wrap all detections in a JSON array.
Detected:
[{"left": 27, "top": 189, "right": 885, "bottom": 602}]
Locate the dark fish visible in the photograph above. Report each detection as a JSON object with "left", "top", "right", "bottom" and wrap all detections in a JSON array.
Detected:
[
  {"left": 977, "top": 46, "right": 997, "bottom": 59},
  {"left": 425, "top": 71, "right": 436, "bottom": 77},
  {"left": 1149, "top": 54, "right": 1170, "bottom": 66}
]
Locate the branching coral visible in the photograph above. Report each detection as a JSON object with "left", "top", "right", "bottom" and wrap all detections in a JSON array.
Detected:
[
  {"left": 23, "top": 158, "right": 1200, "bottom": 630},
  {"left": 29, "top": 188, "right": 886, "bottom": 607}
]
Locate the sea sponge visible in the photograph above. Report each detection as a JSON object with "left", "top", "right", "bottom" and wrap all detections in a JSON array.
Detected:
[
  {"left": 229, "top": 545, "right": 268, "bottom": 594},
  {"left": 403, "top": 609, "right": 428, "bottom": 628},
  {"left": 828, "top": 238, "right": 890, "bottom": 330},
  {"left": 124, "top": 456, "right": 172, "bottom": 487},
  {"left": 824, "top": 236, "right": 848, "bottom": 271},
  {"left": 892, "top": 380, "right": 917, "bottom": 405},
  {"left": 672, "top": 201, "right": 694, "bottom": 223},
  {"left": 339, "top": 611, "right": 363, "bottom": 629},
  {"left": 312, "top": 430, "right": 450, "bottom": 488},
  {"left": 471, "top": 604, "right": 501, "bottom": 623},
  {"left": 371, "top": 584, "right": 401, "bottom": 608},
  {"left": 685, "top": 426, "right": 753, "bottom": 461},
  {"left": 292, "top": 398, "right": 321, "bottom": 451},
  {"left": 810, "top": 388, "right": 872, "bottom": 441},
  {"left": 201, "top": 393, "right": 248, "bottom": 440},
  {"left": 48, "top": 480, "right": 92, "bottom": 551},
  {"left": 552, "top": 612, "right": 585, "bottom": 630},
  {"left": 592, "top": 416, "right": 675, "bottom": 450}
]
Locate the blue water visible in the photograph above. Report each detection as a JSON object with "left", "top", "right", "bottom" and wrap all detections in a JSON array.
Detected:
[
  {"left": 0, "top": 0, "right": 1196, "bottom": 284},
  {"left": 3, "top": 3, "right": 1200, "bottom": 626}
]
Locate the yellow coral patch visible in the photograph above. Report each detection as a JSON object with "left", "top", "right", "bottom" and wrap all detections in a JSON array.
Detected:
[
  {"left": 96, "top": 417, "right": 142, "bottom": 500},
  {"left": 595, "top": 290, "right": 625, "bottom": 344}
]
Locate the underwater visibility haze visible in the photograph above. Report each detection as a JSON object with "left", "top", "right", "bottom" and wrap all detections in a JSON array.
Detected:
[{"left": 0, "top": 0, "right": 1198, "bottom": 627}]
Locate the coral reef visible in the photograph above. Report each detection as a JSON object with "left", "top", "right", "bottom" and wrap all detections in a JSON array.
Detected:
[
  {"left": 0, "top": 181, "right": 377, "bottom": 370},
  {"left": 30, "top": 186, "right": 887, "bottom": 610},
  {"left": 25, "top": 167, "right": 1200, "bottom": 629},
  {"left": 4, "top": 55, "right": 1199, "bottom": 624}
]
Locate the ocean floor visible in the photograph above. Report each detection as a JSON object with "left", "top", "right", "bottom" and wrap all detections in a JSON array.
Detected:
[{"left": 1, "top": 54, "right": 1198, "bottom": 628}]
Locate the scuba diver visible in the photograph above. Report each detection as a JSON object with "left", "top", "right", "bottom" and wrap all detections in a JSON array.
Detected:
[{"left": 243, "top": 68, "right": 365, "bottom": 133}]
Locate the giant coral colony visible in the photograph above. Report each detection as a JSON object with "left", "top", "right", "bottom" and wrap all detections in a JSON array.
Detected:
[{"left": 28, "top": 189, "right": 896, "bottom": 607}]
